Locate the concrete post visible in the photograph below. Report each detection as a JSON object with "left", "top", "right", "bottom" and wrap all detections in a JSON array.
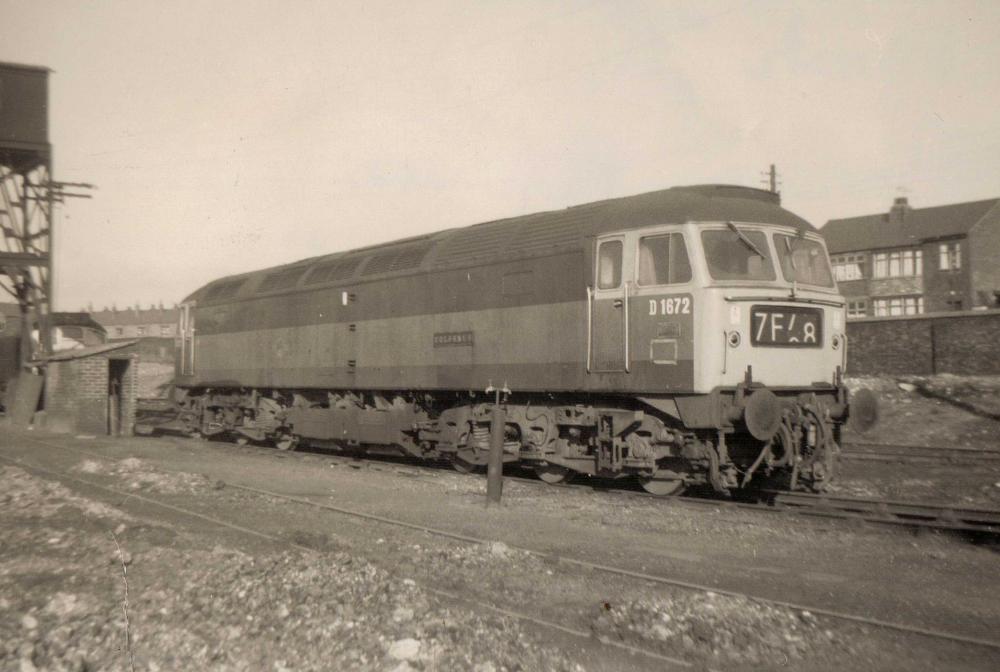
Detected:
[{"left": 486, "top": 404, "right": 505, "bottom": 506}]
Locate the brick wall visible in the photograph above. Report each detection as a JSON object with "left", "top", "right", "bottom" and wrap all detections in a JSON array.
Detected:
[
  {"left": 846, "top": 309, "right": 1000, "bottom": 375},
  {"left": 44, "top": 347, "right": 139, "bottom": 435}
]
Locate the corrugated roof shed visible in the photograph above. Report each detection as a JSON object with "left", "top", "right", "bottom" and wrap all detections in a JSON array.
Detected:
[{"left": 821, "top": 198, "right": 1000, "bottom": 254}]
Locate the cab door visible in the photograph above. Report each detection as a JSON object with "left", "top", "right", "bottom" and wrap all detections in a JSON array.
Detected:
[
  {"left": 589, "top": 235, "right": 632, "bottom": 373},
  {"left": 179, "top": 302, "right": 195, "bottom": 376}
]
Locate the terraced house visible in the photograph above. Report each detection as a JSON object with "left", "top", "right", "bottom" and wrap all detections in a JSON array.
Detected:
[{"left": 821, "top": 196, "right": 1000, "bottom": 318}]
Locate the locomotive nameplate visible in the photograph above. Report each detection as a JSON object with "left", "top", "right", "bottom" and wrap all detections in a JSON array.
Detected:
[
  {"left": 433, "top": 331, "right": 474, "bottom": 347},
  {"left": 750, "top": 305, "right": 822, "bottom": 347}
]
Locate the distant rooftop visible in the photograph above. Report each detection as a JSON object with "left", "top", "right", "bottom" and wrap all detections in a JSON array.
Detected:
[
  {"left": 822, "top": 196, "right": 1000, "bottom": 254},
  {"left": 90, "top": 305, "right": 179, "bottom": 326}
]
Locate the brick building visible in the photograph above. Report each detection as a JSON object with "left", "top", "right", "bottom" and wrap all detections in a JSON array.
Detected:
[
  {"left": 90, "top": 304, "right": 179, "bottom": 340},
  {"left": 43, "top": 342, "right": 139, "bottom": 435},
  {"left": 90, "top": 304, "right": 179, "bottom": 363},
  {"left": 821, "top": 196, "right": 1000, "bottom": 318}
]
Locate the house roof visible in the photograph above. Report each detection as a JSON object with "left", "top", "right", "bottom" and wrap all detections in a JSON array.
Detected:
[{"left": 821, "top": 198, "right": 1000, "bottom": 254}]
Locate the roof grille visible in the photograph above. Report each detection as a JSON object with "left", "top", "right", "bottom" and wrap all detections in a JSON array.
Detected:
[
  {"left": 259, "top": 267, "right": 307, "bottom": 293},
  {"left": 362, "top": 242, "right": 434, "bottom": 276},
  {"left": 204, "top": 279, "right": 245, "bottom": 301},
  {"left": 305, "top": 257, "right": 363, "bottom": 285}
]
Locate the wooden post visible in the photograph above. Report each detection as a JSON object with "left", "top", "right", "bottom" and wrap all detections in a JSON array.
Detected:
[{"left": 486, "top": 403, "right": 505, "bottom": 506}]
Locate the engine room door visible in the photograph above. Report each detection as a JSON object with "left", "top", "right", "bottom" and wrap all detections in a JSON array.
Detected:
[{"left": 589, "top": 235, "right": 631, "bottom": 373}]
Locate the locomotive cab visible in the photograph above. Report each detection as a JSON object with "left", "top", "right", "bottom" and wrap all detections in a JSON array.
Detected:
[
  {"left": 589, "top": 221, "right": 843, "bottom": 390},
  {"left": 587, "top": 219, "right": 865, "bottom": 492}
]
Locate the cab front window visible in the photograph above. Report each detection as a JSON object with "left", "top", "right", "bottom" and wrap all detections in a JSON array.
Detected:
[
  {"left": 701, "top": 228, "right": 776, "bottom": 281},
  {"left": 774, "top": 234, "right": 834, "bottom": 287},
  {"left": 638, "top": 232, "right": 692, "bottom": 285}
]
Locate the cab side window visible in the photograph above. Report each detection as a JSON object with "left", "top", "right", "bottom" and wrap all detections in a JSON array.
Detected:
[
  {"left": 597, "top": 240, "right": 623, "bottom": 289},
  {"left": 638, "top": 233, "right": 691, "bottom": 285}
]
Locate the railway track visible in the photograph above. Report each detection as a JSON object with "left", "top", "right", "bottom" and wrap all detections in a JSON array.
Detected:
[
  {"left": 764, "top": 490, "right": 1000, "bottom": 536},
  {"left": 5, "top": 433, "right": 1000, "bottom": 658},
  {"left": 156, "top": 432, "right": 1000, "bottom": 541},
  {"left": 840, "top": 441, "right": 1000, "bottom": 464}
]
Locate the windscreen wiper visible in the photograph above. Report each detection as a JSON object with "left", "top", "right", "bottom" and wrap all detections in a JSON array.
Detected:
[
  {"left": 726, "top": 221, "right": 767, "bottom": 258},
  {"left": 782, "top": 236, "right": 799, "bottom": 298},
  {"left": 783, "top": 235, "right": 798, "bottom": 270}
]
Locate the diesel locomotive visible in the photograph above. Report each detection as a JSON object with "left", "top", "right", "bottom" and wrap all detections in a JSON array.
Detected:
[{"left": 148, "top": 184, "right": 877, "bottom": 495}]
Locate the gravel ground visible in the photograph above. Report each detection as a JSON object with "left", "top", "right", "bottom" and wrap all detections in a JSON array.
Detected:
[
  {"left": 3, "top": 431, "right": 1000, "bottom": 671},
  {"left": 844, "top": 375, "right": 1000, "bottom": 449},
  {"left": 839, "top": 374, "right": 1000, "bottom": 505},
  {"left": 594, "top": 592, "right": 834, "bottom": 668},
  {"left": 0, "top": 464, "right": 584, "bottom": 672}
]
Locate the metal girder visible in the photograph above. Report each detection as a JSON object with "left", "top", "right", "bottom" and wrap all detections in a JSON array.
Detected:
[
  {"left": 0, "top": 161, "right": 54, "bottom": 364},
  {"left": 0, "top": 252, "right": 49, "bottom": 266}
]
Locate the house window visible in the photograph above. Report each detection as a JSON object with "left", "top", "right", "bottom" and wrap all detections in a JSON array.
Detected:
[
  {"left": 938, "top": 242, "right": 961, "bottom": 271},
  {"left": 872, "top": 249, "right": 922, "bottom": 279},
  {"left": 115, "top": 327, "right": 124, "bottom": 337},
  {"left": 831, "top": 253, "right": 865, "bottom": 281},
  {"left": 847, "top": 300, "right": 867, "bottom": 318},
  {"left": 160, "top": 324, "right": 171, "bottom": 336},
  {"left": 873, "top": 296, "right": 923, "bottom": 316},
  {"left": 137, "top": 326, "right": 146, "bottom": 336}
]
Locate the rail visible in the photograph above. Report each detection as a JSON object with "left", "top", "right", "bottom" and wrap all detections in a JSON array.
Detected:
[
  {"left": 840, "top": 441, "right": 1000, "bottom": 464},
  {"left": 763, "top": 490, "right": 1000, "bottom": 536}
]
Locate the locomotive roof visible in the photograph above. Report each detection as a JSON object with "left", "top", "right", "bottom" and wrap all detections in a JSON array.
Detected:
[{"left": 186, "top": 184, "right": 814, "bottom": 304}]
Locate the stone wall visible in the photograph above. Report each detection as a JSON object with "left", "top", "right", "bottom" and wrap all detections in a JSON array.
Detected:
[{"left": 847, "top": 309, "right": 1000, "bottom": 375}]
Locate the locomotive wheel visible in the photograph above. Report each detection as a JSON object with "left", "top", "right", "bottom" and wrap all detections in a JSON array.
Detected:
[
  {"left": 534, "top": 463, "right": 571, "bottom": 485},
  {"left": 638, "top": 476, "right": 686, "bottom": 496}
]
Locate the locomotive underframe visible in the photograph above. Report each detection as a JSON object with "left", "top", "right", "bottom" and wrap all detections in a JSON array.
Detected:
[{"left": 142, "top": 378, "right": 848, "bottom": 495}]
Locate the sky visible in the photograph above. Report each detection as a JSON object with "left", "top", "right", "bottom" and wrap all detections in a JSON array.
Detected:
[{"left": 1, "top": 0, "right": 998, "bottom": 311}]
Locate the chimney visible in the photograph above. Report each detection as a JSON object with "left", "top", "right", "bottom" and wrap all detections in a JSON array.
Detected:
[{"left": 889, "top": 196, "right": 910, "bottom": 224}]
